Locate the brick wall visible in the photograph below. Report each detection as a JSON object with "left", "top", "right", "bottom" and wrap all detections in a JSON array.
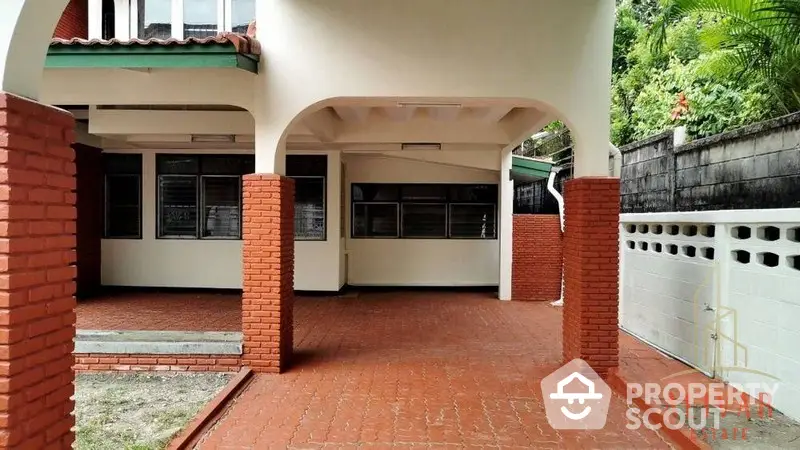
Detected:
[
  {"left": 74, "top": 354, "right": 242, "bottom": 372},
  {"left": 242, "top": 174, "right": 294, "bottom": 373},
  {"left": 511, "top": 215, "right": 563, "bottom": 301},
  {"left": 562, "top": 177, "right": 620, "bottom": 377},
  {"left": 75, "top": 144, "right": 102, "bottom": 298},
  {"left": 54, "top": 0, "right": 88, "bottom": 39},
  {"left": 0, "top": 93, "right": 77, "bottom": 448}
]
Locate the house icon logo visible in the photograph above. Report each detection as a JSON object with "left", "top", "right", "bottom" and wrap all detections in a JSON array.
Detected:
[{"left": 541, "top": 359, "right": 611, "bottom": 430}]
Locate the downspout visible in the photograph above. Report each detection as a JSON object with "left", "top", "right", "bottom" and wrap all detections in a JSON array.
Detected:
[
  {"left": 609, "top": 142, "right": 622, "bottom": 177},
  {"left": 546, "top": 168, "right": 565, "bottom": 307},
  {"left": 548, "top": 144, "right": 622, "bottom": 308}
]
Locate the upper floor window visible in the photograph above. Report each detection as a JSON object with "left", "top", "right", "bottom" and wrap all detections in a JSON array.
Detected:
[{"left": 133, "top": 0, "right": 254, "bottom": 40}]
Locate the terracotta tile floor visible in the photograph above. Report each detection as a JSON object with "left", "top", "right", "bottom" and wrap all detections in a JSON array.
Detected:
[
  {"left": 194, "top": 292, "right": 673, "bottom": 449},
  {"left": 76, "top": 291, "right": 241, "bottom": 331}
]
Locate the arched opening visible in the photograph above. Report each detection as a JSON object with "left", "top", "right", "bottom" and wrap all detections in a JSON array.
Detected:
[{"left": 240, "top": 96, "right": 619, "bottom": 382}]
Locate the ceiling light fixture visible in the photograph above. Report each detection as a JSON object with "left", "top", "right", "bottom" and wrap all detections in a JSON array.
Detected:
[
  {"left": 191, "top": 134, "right": 236, "bottom": 143},
  {"left": 401, "top": 143, "right": 442, "bottom": 151},
  {"left": 396, "top": 102, "right": 462, "bottom": 108}
]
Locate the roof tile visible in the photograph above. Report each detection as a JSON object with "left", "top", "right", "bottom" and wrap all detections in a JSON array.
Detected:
[{"left": 50, "top": 33, "right": 260, "bottom": 56}]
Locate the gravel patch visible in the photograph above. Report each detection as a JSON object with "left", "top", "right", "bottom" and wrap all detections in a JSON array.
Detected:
[{"left": 75, "top": 372, "right": 231, "bottom": 450}]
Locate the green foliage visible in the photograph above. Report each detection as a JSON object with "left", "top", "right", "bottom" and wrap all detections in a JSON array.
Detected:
[
  {"left": 628, "top": 58, "right": 772, "bottom": 140},
  {"left": 611, "top": 0, "right": 793, "bottom": 145}
]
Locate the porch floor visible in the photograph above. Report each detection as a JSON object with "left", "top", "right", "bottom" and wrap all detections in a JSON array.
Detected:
[
  {"left": 76, "top": 291, "right": 242, "bottom": 332},
  {"left": 191, "top": 291, "right": 672, "bottom": 448}
]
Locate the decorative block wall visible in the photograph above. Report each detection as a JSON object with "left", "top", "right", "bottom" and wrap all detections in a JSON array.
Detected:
[
  {"left": 0, "top": 93, "right": 77, "bottom": 448},
  {"left": 511, "top": 214, "right": 563, "bottom": 301},
  {"left": 241, "top": 174, "right": 294, "bottom": 373}
]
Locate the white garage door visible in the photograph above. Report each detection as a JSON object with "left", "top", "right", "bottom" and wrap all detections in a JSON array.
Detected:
[{"left": 619, "top": 220, "right": 718, "bottom": 376}]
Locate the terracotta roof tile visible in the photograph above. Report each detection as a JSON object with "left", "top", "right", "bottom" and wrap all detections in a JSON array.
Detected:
[{"left": 50, "top": 33, "right": 260, "bottom": 55}]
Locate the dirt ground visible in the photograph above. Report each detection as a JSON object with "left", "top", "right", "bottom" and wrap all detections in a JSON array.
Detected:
[
  {"left": 75, "top": 372, "right": 231, "bottom": 450},
  {"left": 680, "top": 404, "right": 800, "bottom": 449}
]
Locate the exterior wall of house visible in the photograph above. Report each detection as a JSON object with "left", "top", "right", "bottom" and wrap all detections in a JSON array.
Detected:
[
  {"left": 294, "top": 151, "right": 343, "bottom": 292},
  {"left": 100, "top": 148, "right": 343, "bottom": 291},
  {"left": 53, "top": 0, "right": 88, "bottom": 39},
  {"left": 344, "top": 154, "right": 501, "bottom": 286},
  {"left": 511, "top": 214, "right": 562, "bottom": 301}
]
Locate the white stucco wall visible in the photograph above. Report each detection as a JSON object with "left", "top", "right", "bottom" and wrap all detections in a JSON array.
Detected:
[
  {"left": 101, "top": 149, "right": 343, "bottom": 291},
  {"left": 294, "top": 151, "right": 343, "bottom": 291},
  {"left": 344, "top": 153, "right": 501, "bottom": 286}
]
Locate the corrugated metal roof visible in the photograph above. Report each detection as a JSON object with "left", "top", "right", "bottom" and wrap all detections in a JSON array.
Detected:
[{"left": 50, "top": 33, "right": 260, "bottom": 56}]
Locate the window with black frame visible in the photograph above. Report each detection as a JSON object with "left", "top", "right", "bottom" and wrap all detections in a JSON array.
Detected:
[
  {"left": 156, "top": 154, "right": 253, "bottom": 239},
  {"left": 351, "top": 183, "right": 498, "bottom": 239},
  {"left": 103, "top": 154, "right": 142, "bottom": 239},
  {"left": 287, "top": 155, "right": 327, "bottom": 241}
]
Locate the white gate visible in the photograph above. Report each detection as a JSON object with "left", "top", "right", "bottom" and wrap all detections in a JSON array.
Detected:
[
  {"left": 619, "top": 209, "right": 800, "bottom": 421},
  {"left": 620, "top": 218, "right": 718, "bottom": 376}
]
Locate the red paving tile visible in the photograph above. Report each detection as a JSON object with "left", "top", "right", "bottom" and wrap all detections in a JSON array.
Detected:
[
  {"left": 618, "top": 330, "right": 773, "bottom": 422},
  {"left": 195, "top": 292, "right": 674, "bottom": 449},
  {"left": 76, "top": 291, "right": 241, "bottom": 332}
]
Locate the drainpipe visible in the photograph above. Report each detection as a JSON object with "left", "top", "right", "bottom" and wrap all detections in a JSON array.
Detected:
[
  {"left": 546, "top": 168, "right": 565, "bottom": 307},
  {"left": 609, "top": 142, "right": 622, "bottom": 177}
]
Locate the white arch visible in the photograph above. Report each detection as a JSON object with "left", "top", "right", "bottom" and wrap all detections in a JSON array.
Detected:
[
  {"left": 252, "top": 0, "right": 616, "bottom": 177},
  {"left": 0, "top": 0, "right": 70, "bottom": 99}
]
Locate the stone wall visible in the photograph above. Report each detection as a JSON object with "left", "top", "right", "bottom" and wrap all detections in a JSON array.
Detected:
[
  {"left": 619, "top": 111, "right": 800, "bottom": 213},
  {"left": 619, "top": 130, "right": 675, "bottom": 212}
]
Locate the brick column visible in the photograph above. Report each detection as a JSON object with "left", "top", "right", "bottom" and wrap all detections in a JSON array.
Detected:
[
  {"left": 242, "top": 174, "right": 294, "bottom": 373},
  {"left": 562, "top": 177, "right": 620, "bottom": 377},
  {"left": 0, "top": 93, "right": 77, "bottom": 448}
]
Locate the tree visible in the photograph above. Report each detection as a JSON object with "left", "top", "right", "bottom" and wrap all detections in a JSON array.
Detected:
[
  {"left": 609, "top": 0, "right": 782, "bottom": 145},
  {"left": 650, "top": 0, "right": 800, "bottom": 113}
]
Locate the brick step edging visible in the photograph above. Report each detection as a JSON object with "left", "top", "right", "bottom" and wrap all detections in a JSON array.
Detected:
[
  {"left": 166, "top": 367, "right": 254, "bottom": 450},
  {"left": 607, "top": 371, "right": 711, "bottom": 450},
  {"left": 74, "top": 353, "right": 242, "bottom": 372}
]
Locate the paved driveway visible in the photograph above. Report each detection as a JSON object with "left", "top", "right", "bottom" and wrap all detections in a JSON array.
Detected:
[{"left": 197, "top": 292, "right": 672, "bottom": 449}]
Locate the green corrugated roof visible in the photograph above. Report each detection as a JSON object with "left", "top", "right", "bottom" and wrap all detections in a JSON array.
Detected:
[
  {"left": 46, "top": 35, "right": 260, "bottom": 73},
  {"left": 511, "top": 155, "right": 552, "bottom": 181}
]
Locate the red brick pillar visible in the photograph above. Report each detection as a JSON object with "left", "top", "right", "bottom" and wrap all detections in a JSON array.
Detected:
[
  {"left": 0, "top": 93, "right": 77, "bottom": 447},
  {"left": 562, "top": 177, "right": 620, "bottom": 377},
  {"left": 512, "top": 214, "right": 563, "bottom": 301},
  {"left": 242, "top": 174, "right": 294, "bottom": 373}
]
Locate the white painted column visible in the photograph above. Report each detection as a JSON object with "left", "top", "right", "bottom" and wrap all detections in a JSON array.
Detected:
[
  {"left": 88, "top": 0, "right": 103, "bottom": 39},
  {"left": 172, "top": 0, "right": 183, "bottom": 40},
  {"left": 498, "top": 147, "right": 513, "bottom": 301},
  {"left": 114, "top": 0, "right": 130, "bottom": 40},
  {"left": 252, "top": 76, "right": 286, "bottom": 174},
  {"left": 0, "top": 0, "right": 71, "bottom": 100}
]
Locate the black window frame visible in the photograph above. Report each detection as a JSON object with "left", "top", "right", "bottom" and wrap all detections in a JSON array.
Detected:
[
  {"left": 155, "top": 154, "right": 253, "bottom": 240},
  {"left": 351, "top": 183, "right": 498, "bottom": 240},
  {"left": 103, "top": 153, "right": 143, "bottom": 239},
  {"left": 287, "top": 155, "right": 327, "bottom": 242}
]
